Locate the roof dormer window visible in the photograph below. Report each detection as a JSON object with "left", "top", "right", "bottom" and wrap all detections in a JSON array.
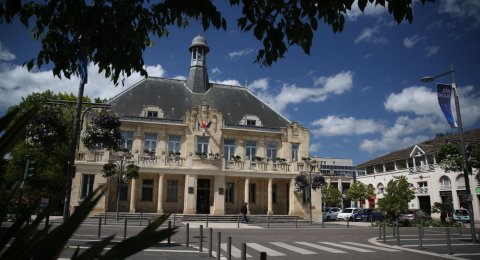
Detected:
[
  {"left": 247, "top": 119, "right": 256, "bottom": 126},
  {"left": 241, "top": 115, "right": 262, "bottom": 127},
  {"left": 147, "top": 111, "right": 158, "bottom": 118}
]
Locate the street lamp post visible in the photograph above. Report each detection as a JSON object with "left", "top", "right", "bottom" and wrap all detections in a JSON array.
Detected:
[
  {"left": 47, "top": 99, "right": 110, "bottom": 222},
  {"left": 421, "top": 64, "right": 476, "bottom": 242}
]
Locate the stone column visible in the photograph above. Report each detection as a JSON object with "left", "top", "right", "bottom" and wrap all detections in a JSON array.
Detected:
[
  {"left": 157, "top": 174, "right": 164, "bottom": 213},
  {"left": 267, "top": 178, "right": 273, "bottom": 215},
  {"left": 212, "top": 174, "right": 225, "bottom": 215},
  {"left": 183, "top": 174, "right": 197, "bottom": 214},
  {"left": 288, "top": 178, "right": 296, "bottom": 215},
  {"left": 129, "top": 178, "right": 137, "bottom": 212},
  {"left": 244, "top": 178, "right": 250, "bottom": 213}
]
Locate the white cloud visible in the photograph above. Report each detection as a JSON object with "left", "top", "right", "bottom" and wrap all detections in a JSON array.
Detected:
[
  {"left": 212, "top": 67, "right": 221, "bottom": 75},
  {"left": 347, "top": 0, "right": 388, "bottom": 20},
  {"left": 354, "top": 25, "right": 388, "bottom": 44},
  {"left": 228, "top": 48, "right": 254, "bottom": 59},
  {"left": 439, "top": 0, "right": 480, "bottom": 27},
  {"left": 384, "top": 86, "right": 439, "bottom": 116},
  {"left": 254, "top": 71, "right": 354, "bottom": 113},
  {"left": 309, "top": 143, "right": 321, "bottom": 153},
  {"left": 0, "top": 42, "right": 16, "bottom": 61},
  {"left": 425, "top": 46, "right": 440, "bottom": 57},
  {"left": 212, "top": 79, "right": 241, "bottom": 86},
  {"left": 247, "top": 78, "right": 269, "bottom": 91},
  {"left": 311, "top": 115, "right": 384, "bottom": 137},
  {"left": 403, "top": 35, "right": 424, "bottom": 48},
  {"left": 0, "top": 62, "right": 166, "bottom": 111}
]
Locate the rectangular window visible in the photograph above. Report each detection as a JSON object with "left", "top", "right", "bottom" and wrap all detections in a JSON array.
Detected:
[
  {"left": 272, "top": 184, "right": 277, "bottom": 203},
  {"left": 197, "top": 136, "right": 209, "bottom": 154},
  {"left": 266, "top": 142, "right": 277, "bottom": 161},
  {"left": 246, "top": 119, "right": 256, "bottom": 126},
  {"left": 249, "top": 183, "right": 256, "bottom": 203},
  {"left": 144, "top": 133, "right": 157, "bottom": 153},
  {"left": 225, "top": 182, "right": 234, "bottom": 203},
  {"left": 122, "top": 131, "right": 134, "bottom": 151},
  {"left": 224, "top": 139, "right": 235, "bottom": 160},
  {"left": 147, "top": 111, "right": 158, "bottom": 118},
  {"left": 141, "top": 179, "right": 154, "bottom": 201},
  {"left": 291, "top": 143, "right": 299, "bottom": 162},
  {"left": 81, "top": 174, "right": 95, "bottom": 199},
  {"left": 168, "top": 135, "right": 181, "bottom": 154},
  {"left": 167, "top": 180, "right": 178, "bottom": 202},
  {"left": 119, "top": 182, "right": 128, "bottom": 201},
  {"left": 245, "top": 140, "right": 256, "bottom": 161}
]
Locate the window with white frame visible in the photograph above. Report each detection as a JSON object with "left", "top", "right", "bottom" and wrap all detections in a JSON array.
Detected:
[
  {"left": 197, "top": 136, "right": 209, "bottom": 154},
  {"left": 440, "top": 176, "right": 451, "bottom": 189},
  {"left": 245, "top": 140, "right": 256, "bottom": 160},
  {"left": 81, "top": 174, "right": 95, "bottom": 199},
  {"left": 291, "top": 143, "right": 299, "bottom": 162},
  {"left": 224, "top": 139, "right": 235, "bottom": 160},
  {"left": 168, "top": 135, "right": 181, "bottom": 155},
  {"left": 121, "top": 131, "right": 134, "bottom": 151},
  {"left": 417, "top": 181, "right": 428, "bottom": 193},
  {"left": 266, "top": 142, "right": 277, "bottom": 161},
  {"left": 144, "top": 133, "right": 157, "bottom": 153}
]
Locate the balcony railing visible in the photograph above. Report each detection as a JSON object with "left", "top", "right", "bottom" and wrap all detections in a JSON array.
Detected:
[
  {"left": 439, "top": 185, "right": 452, "bottom": 190},
  {"left": 416, "top": 187, "right": 429, "bottom": 194},
  {"left": 409, "top": 164, "right": 435, "bottom": 173}
]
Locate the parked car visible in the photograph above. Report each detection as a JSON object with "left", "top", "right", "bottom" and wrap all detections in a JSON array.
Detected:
[
  {"left": 398, "top": 209, "right": 431, "bottom": 221},
  {"left": 337, "top": 208, "right": 363, "bottom": 221},
  {"left": 353, "top": 208, "right": 385, "bottom": 222},
  {"left": 452, "top": 208, "right": 470, "bottom": 222},
  {"left": 322, "top": 207, "right": 342, "bottom": 221}
]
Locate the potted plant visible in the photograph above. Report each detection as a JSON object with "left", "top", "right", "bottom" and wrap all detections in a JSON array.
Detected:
[
  {"left": 196, "top": 152, "right": 207, "bottom": 159},
  {"left": 233, "top": 155, "right": 242, "bottom": 162},
  {"left": 81, "top": 110, "right": 122, "bottom": 151},
  {"left": 254, "top": 156, "right": 265, "bottom": 162},
  {"left": 144, "top": 149, "right": 155, "bottom": 156},
  {"left": 276, "top": 157, "right": 287, "bottom": 164}
]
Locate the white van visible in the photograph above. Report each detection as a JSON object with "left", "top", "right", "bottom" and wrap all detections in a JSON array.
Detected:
[{"left": 452, "top": 208, "right": 470, "bottom": 222}]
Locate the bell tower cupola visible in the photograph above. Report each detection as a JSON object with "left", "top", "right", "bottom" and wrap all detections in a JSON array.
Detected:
[{"left": 187, "top": 35, "right": 210, "bottom": 93}]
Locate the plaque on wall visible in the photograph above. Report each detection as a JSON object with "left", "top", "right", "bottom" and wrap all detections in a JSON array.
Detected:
[
  {"left": 188, "top": 187, "right": 194, "bottom": 194},
  {"left": 218, "top": 188, "right": 224, "bottom": 195}
]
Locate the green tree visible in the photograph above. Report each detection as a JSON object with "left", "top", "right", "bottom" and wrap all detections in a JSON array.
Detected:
[
  {"left": 431, "top": 202, "right": 454, "bottom": 224},
  {"left": 437, "top": 143, "right": 480, "bottom": 173},
  {"left": 321, "top": 184, "right": 342, "bottom": 207},
  {"left": 347, "top": 181, "right": 375, "bottom": 207},
  {"left": 377, "top": 176, "right": 415, "bottom": 220},
  {"left": 0, "top": 0, "right": 434, "bottom": 85}
]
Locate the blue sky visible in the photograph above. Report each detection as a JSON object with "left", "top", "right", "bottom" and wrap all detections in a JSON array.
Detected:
[{"left": 1, "top": 0, "right": 480, "bottom": 165}]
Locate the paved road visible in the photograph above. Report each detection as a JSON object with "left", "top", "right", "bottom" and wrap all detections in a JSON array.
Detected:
[{"left": 57, "top": 218, "right": 479, "bottom": 259}]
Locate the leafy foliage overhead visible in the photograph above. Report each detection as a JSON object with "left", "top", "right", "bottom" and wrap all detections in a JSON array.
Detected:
[
  {"left": 0, "top": 0, "right": 434, "bottom": 85},
  {"left": 437, "top": 143, "right": 480, "bottom": 173}
]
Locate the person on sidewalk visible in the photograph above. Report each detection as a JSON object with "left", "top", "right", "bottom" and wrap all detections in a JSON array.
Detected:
[{"left": 241, "top": 203, "right": 248, "bottom": 223}]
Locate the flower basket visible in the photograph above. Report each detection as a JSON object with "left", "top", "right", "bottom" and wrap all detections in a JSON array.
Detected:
[
  {"left": 233, "top": 155, "right": 242, "bottom": 162},
  {"left": 26, "top": 107, "right": 66, "bottom": 148},
  {"left": 81, "top": 110, "right": 122, "bottom": 151},
  {"left": 101, "top": 162, "right": 117, "bottom": 178},
  {"left": 124, "top": 163, "right": 139, "bottom": 181},
  {"left": 295, "top": 173, "right": 308, "bottom": 194}
]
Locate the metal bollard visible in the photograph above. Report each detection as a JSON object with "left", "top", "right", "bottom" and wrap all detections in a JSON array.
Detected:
[
  {"left": 322, "top": 219, "right": 325, "bottom": 228},
  {"left": 420, "top": 218, "right": 423, "bottom": 238},
  {"left": 209, "top": 228, "right": 213, "bottom": 257},
  {"left": 392, "top": 221, "right": 396, "bottom": 238},
  {"left": 382, "top": 222, "right": 386, "bottom": 243},
  {"left": 241, "top": 243, "right": 247, "bottom": 260},
  {"left": 347, "top": 218, "right": 349, "bottom": 228},
  {"left": 148, "top": 218, "right": 151, "bottom": 225},
  {"left": 186, "top": 223, "right": 190, "bottom": 247},
  {"left": 199, "top": 225, "right": 203, "bottom": 252},
  {"left": 123, "top": 218, "right": 127, "bottom": 239},
  {"left": 396, "top": 219, "right": 400, "bottom": 246},
  {"left": 97, "top": 217, "right": 102, "bottom": 237},
  {"left": 173, "top": 213, "right": 176, "bottom": 228},
  {"left": 446, "top": 227, "right": 453, "bottom": 255},
  {"left": 260, "top": 252, "right": 267, "bottom": 260},
  {"left": 295, "top": 216, "right": 298, "bottom": 228},
  {"left": 168, "top": 221, "right": 171, "bottom": 244},
  {"left": 237, "top": 215, "right": 240, "bottom": 228},
  {"left": 267, "top": 215, "right": 270, "bottom": 228},
  {"left": 418, "top": 225, "right": 423, "bottom": 250},
  {"left": 206, "top": 215, "right": 209, "bottom": 228},
  {"left": 140, "top": 212, "right": 143, "bottom": 226},
  {"left": 217, "top": 232, "right": 221, "bottom": 260},
  {"left": 104, "top": 213, "right": 107, "bottom": 225},
  {"left": 227, "top": 236, "right": 232, "bottom": 260},
  {"left": 378, "top": 224, "right": 382, "bottom": 239}
]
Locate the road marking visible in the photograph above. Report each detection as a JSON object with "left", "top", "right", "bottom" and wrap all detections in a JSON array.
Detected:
[
  {"left": 295, "top": 242, "right": 346, "bottom": 253},
  {"left": 247, "top": 243, "right": 285, "bottom": 256},
  {"left": 220, "top": 243, "right": 252, "bottom": 258},
  {"left": 270, "top": 242, "right": 316, "bottom": 255},
  {"left": 402, "top": 243, "right": 480, "bottom": 247},
  {"left": 342, "top": 241, "right": 400, "bottom": 252},
  {"left": 320, "top": 242, "right": 374, "bottom": 252}
]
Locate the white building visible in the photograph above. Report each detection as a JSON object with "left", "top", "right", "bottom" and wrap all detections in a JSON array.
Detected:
[{"left": 355, "top": 129, "right": 480, "bottom": 219}]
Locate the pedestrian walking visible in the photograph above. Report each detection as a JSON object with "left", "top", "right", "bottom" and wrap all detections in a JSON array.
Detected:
[{"left": 241, "top": 203, "right": 248, "bottom": 223}]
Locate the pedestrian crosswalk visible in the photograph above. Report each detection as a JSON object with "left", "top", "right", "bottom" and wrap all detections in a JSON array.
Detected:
[{"left": 219, "top": 241, "right": 400, "bottom": 258}]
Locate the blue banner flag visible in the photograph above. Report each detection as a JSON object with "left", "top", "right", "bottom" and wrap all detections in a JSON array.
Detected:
[
  {"left": 78, "top": 56, "right": 88, "bottom": 84},
  {"left": 437, "top": 83, "right": 457, "bottom": 128}
]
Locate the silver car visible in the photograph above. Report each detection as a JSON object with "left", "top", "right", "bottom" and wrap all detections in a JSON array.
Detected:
[{"left": 322, "top": 207, "right": 342, "bottom": 221}]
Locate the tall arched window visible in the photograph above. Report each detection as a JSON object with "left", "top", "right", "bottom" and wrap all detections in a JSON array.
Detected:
[
  {"left": 377, "top": 183, "right": 384, "bottom": 194},
  {"left": 440, "top": 176, "right": 451, "bottom": 189}
]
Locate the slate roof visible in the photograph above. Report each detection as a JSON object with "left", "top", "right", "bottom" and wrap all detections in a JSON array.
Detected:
[
  {"left": 108, "top": 77, "right": 290, "bottom": 128},
  {"left": 356, "top": 128, "right": 480, "bottom": 168}
]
